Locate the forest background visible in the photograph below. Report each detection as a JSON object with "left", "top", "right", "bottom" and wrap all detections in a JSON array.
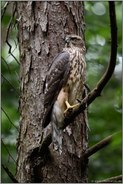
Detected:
[{"left": 1, "top": 1, "right": 122, "bottom": 183}]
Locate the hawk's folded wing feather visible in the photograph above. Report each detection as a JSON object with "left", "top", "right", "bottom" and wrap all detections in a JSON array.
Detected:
[{"left": 42, "top": 51, "right": 70, "bottom": 128}]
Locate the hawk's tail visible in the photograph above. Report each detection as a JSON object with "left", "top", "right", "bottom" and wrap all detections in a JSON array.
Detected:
[{"left": 52, "top": 121, "right": 63, "bottom": 155}]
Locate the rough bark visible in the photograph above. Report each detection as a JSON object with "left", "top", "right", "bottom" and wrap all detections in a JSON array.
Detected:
[{"left": 16, "top": 2, "right": 88, "bottom": 183}]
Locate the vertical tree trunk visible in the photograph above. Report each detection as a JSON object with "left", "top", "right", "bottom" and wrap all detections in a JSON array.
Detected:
[{"left": 16, "top": 2, "right": 88, "bottom": 183}]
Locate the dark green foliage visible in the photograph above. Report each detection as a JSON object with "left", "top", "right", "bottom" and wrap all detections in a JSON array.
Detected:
[
  {"left": 1, "top": 2, "right": 19, "bottom": 182},
  {"left": 85, "top": 2, "right": 122, "bottom": 182}
]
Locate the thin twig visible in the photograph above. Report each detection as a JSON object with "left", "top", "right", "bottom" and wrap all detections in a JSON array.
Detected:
[
  {"left": 14, "top": 38, "right": 18, "bottom": 51},
  {"left": 2, "top": 164, "right": 18, "bottom": 183},
  {"left": 1, "top": 73, "right": 19, "bottom": 95},
  {"left": 2, "top": 56, "right": 11, "bottom": 74},
  {"left": 1, "top": 2, "right": 9, "bottom": 20},
  {"left": 5, "top": 3, "right": 19, "bottom": 65},
  {"left": 96, "top": 175, "right": 122, "bottom": 183},
  {"left": 1, "top": 139, "right": 16, "bottom": 163},
  {"left": 1, "top": 107, "right": 19, "bottom": 131}
]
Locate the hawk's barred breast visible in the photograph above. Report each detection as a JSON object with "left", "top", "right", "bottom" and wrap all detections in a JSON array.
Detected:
[{"left": 62, "top": 47, "right": 86, "bottom": 106}]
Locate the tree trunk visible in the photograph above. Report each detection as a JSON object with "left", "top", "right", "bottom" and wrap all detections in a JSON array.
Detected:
[{"left": 16, "top": 1, "right": 88, "bottom": 183}]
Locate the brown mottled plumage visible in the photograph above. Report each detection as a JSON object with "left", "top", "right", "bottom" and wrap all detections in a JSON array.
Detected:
[{"left": 42, "top": 35, "right": 86, "bottom": 154}]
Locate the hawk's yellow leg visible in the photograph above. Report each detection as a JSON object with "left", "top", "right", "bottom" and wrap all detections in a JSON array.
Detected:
[{"left": 64, "top": 100, "right": 80, "bottom": 114}]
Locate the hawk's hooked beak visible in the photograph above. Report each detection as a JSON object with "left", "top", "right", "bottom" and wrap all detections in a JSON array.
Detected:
[
  {"left": 65, "top": 37, "right": 70, "bottom": 47},
  {"left": 65, "top": 37, "right": 70, "bottom": 44}
]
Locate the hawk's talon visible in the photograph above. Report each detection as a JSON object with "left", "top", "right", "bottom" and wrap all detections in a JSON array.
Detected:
[{"left": 64, "top": 100, "right": 80, "bottom": 114}]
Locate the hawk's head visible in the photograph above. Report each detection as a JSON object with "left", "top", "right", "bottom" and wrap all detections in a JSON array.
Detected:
[{"left": 65, "top": 34, "right": 84, "bottom": 49}]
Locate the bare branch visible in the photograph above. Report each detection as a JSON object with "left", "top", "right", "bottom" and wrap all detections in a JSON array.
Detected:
[
  {"left": 81, "top": 135, "right": 112, "bottom": 160},
  {"left": 96, "top": 175, "right": 122, "bottom": 183},
  {"left": 2, "top": 164, "right": 18, "bottom": 183}
]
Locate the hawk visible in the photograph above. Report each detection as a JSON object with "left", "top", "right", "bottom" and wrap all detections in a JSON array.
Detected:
[{"left": 42, "top": 34, "right": 86, "bottom": 154}]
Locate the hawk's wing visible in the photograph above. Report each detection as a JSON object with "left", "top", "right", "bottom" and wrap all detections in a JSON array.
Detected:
[{"left": 42, "top": 51, "right": 70, "bottom": 128}]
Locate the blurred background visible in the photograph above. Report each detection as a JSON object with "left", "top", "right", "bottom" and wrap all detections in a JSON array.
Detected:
[{"left": 1, "top": 2, "right": 122, "bottom": 183}]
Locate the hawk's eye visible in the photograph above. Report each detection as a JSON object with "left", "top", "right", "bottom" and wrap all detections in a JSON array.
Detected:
[
  {"left": 71, "top": 38, "right": 78, "bottom": 45},
  {"left": 71, "top": 38, "right": 77, "bottom": 41}
]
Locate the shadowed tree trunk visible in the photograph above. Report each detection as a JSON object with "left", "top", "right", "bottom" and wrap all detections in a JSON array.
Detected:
[{"left": 16, "top": 1, "right": 88, "bottom": 183}]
